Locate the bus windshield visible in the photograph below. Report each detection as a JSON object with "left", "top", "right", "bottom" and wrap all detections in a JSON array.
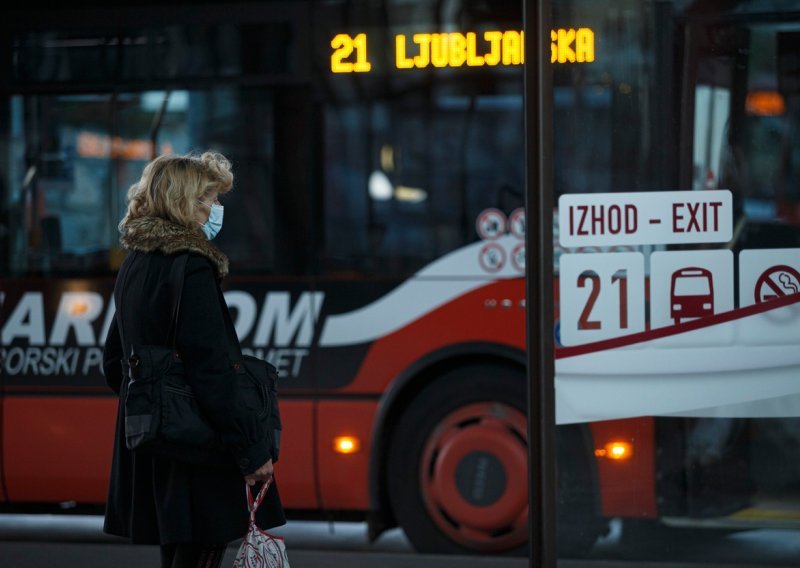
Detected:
[{"left": 673, "top": 272, "right": 712, "bottom": 296}]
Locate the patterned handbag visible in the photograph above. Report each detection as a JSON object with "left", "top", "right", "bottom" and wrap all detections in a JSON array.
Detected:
[{"left": 233, "top": 480, "right": 291, "bottom": 568}]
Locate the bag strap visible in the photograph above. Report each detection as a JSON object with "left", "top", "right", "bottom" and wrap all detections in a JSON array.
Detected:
[
  {"left": 115, "top": 250, "right": 137, "bottom": 359},
  {"left": 167, "top": 254, "right": 190, "bottom": 353},
  {"left": 246, "top": 479, "right": 272, "bottom": 523}
]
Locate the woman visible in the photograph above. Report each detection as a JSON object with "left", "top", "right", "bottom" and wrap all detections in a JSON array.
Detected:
[{"left": 103, "top": 152, "right": 285, "bottom": 568}]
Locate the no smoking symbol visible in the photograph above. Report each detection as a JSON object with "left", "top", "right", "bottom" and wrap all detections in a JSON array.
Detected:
[{"left": 754, "top": 265, "right": 800, "bottom": 304}]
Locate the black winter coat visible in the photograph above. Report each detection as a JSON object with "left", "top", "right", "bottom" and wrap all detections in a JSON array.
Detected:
[{"left": 102, "top": 216, "right": 285, "bottom": 545}]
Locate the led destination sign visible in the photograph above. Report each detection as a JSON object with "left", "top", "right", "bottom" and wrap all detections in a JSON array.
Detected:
[{"left": 330, "top": 28, "right": 595, "bottom": 73}]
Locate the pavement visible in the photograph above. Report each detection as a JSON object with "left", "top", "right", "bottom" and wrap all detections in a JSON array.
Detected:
[
  {"left": 0, "top": 515, "right": 796, "bottom": 567},
  {"left": 0, "top": 541, "right": 780, "bottom": 568}
]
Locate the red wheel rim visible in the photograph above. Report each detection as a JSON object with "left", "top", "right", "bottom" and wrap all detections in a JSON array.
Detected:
[{"left": 419, "top": 401, "right": 528, "bottom": 552}]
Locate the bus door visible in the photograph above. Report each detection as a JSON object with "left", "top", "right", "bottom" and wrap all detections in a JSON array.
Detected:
[{"left": 672, "top": 8, "right": 800, "bottom": 522}]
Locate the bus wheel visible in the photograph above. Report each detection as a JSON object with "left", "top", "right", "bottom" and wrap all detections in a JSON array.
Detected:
[{"left": 386, "top": 364, "right": 529, "bottom": 554}]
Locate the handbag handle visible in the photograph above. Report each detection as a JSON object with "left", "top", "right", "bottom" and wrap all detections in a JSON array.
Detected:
[{"left": 246, "top": 479, "right": 272, "bottom": 522}]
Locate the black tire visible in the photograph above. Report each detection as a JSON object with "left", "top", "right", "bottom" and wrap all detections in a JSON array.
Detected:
[{"left": 386, "top": 363, "right": 606, "bottom": 556}]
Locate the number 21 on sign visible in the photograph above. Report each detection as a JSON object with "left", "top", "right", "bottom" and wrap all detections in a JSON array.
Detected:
[
  {"left": 331, "top": 33, "right": 372, "bottom": 73},
  {"left": 559, "top": 252, "right": 645, "bottom": 346}
]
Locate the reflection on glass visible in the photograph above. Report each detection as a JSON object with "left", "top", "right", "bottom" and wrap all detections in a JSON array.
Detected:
[
  {"left": 554, "top": 0, "right": 800, "bottom": 564},
  {"left": 0, "top": 1, "right": 798, "bottom": 566}
]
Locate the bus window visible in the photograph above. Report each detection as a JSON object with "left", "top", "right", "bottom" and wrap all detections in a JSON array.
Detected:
[
  {"left": 5, "top": 94, "right": 124, "bottom": 274},
  {"left": 4, "top": 86, "right": 313, "bottom": 276},
  {"left": 321, "top": 94, "right": 523, "bottom": 277},
  {"left": 688, "top": 18, "right": 800, "bottom": 249}
]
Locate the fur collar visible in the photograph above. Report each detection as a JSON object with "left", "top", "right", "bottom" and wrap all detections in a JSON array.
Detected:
[{"left": 120, "top": 216, "right": 229, "bottom": 277}]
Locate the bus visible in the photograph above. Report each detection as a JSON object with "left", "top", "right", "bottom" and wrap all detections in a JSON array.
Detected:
[{"left": 2, "top": 0, "right": 800, "bottom": 559}]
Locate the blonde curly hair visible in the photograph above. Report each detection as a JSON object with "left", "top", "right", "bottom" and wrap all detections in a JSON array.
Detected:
[{"left": 119, "top": 151, "right": 233, "bottom": 233}]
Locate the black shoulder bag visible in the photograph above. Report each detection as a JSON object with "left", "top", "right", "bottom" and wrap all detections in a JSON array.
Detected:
[{"left": 118, "top": 253, "right": 281, "bottom": 465}]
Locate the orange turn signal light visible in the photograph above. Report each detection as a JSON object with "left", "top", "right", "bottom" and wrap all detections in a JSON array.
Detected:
[
  {"left": 746, "top": 90, "right": 786, "bottom": 116},
  {"left": 333, "top": 436, "right": 361, "bottom": 454},
  {"left": 594, "top": 441, "right": 633, "bottom": 460}
]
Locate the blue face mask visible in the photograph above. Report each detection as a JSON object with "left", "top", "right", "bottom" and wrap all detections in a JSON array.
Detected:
[{"left": 199, "top": 201, "right": 224, "bottom": 240}]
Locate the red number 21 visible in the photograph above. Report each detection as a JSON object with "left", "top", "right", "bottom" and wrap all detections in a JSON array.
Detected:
[{"left": 577, "top": 269, "right": 628, "bottom": 331}]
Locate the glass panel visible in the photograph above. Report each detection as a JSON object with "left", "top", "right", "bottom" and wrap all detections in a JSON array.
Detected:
[
  {"left": 10, "top": 22, "right": 293, "bottom": 85},
  {"left": 5, "top": 94, "right": 119, "bottom": 273},
  {"left": 2, "top": 1, "right": 799, "bottom": 565},
  {"left": 322, "top": 92, "right": 523, "bottom": 277},
  {"left": 553, "top": 0, "right": 800, "bottom": 564},
  {"left": 2, "top": 86, "right": 313, "bottom": 275},
  {"left": 317, "top": 2, "right": 524, "bottom": 278}
]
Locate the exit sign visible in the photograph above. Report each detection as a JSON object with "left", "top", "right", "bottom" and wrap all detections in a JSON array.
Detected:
[{"left": 558, "top": 190, "right": 733, "bottom": 247}]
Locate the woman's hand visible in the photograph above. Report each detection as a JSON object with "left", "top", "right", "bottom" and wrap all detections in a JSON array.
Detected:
[{"left": 244, "top": 459, "right": 274, "bottom": 486}]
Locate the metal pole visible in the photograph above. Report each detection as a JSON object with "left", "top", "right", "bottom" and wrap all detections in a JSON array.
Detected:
[{"left": 524, "top": 0, "right": 556, "bottom": 567}]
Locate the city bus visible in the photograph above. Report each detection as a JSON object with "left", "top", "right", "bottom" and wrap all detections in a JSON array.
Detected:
[{"left": 2, "top": 0, "right": 800, "bottom": 558}]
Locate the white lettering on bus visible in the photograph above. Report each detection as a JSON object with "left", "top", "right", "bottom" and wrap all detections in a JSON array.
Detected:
[
  {"left": 251, "top": 292, "right": 325, "bottom": 348},
  {"left": 1, "top": 347, "right": 80, "bottom": 375},
  {"left": 82, "top": 347, "right": 104, "bottom": 375},
  {"left": 50, "top": 292, "right": 104, "bottom": 346},
  {"left": 241, "top": 347, "right": 308, "bottom": 379},
  {"left": 0, "top": 290, "right": 325, "bottom": 378},
  {"left": 224, "top": 291, "right": 258, "bottom": 339},
  {"left": 2, "top": 292, "right": 47, "bottom": 346}
]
